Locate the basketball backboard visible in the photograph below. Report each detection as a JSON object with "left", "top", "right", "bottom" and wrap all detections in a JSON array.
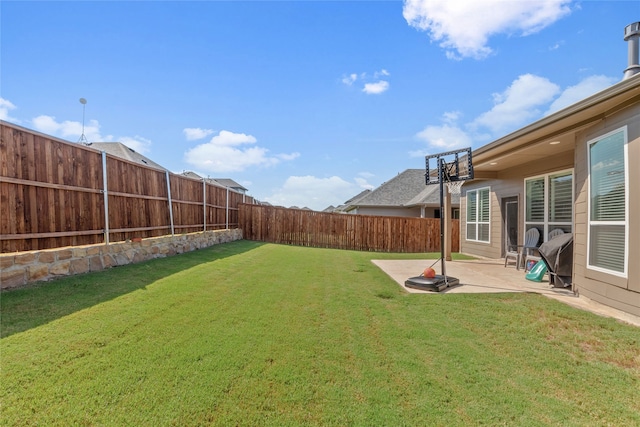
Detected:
[{"left": 425, "top": 147, "right": 474, "bottom": 185}]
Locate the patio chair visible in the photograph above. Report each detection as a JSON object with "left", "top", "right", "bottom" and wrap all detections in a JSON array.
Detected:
[
  {"left": 524, "top": 228, "right": 565, "bottom": 271},
  {"left": 504, "top": 227, "right": 540, "bottom": 270}
]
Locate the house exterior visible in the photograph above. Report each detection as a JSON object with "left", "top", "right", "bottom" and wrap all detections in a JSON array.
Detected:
[
  {"left": 460, "top": 73, "right": 640, "bottom": 317},
  {"left": 343, "top": 169, "right": 460, "bottom": 218}
]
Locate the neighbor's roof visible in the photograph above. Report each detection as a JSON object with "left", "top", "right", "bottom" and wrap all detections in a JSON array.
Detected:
[
  {"left": 179, "top": 172, "right": 248, "bottom": 192},
  {"left": 355, "top": 169, "right": 425, "bottom": 206},
  {"left": 212, "top": 178, "right": 248, "bottom": 192},
  {"left": 88, "top": 142, "right": 167, "bottom": 171},
  {"left": 328, "top": 189, "right": 371, "bottom": 212},
  {"left": 405, "top": 184, "right": 461, "bottom": 206},
  {"left": 350, "top": 169, "right": 457, "bottom": 208},
  {"left": 181, "top": 171, "right": 203, "bottom": 180},
  {"left": 344, "top": 189, "right": 372, "bottom": 205}
]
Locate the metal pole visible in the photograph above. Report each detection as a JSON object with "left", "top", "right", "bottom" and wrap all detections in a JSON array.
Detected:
[
  {"left": 226, "top": 187, "right": 229, "bottom": 229},
  {"left": 101, "top": 151, "right": 110, "bottom": 245},
  {"left": 439, "top": 158, "right": 447, "bottom": 283},
  {"left": 165, "top": 171, "right": 175, "bottom": 236},
  {"left": 203, "top": 179, "right": 207, "bottom": 231}
]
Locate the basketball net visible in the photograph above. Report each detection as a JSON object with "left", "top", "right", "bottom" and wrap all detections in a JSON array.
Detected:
[{"left": 446, "top": 181, "right": 463, "bottom": 195}]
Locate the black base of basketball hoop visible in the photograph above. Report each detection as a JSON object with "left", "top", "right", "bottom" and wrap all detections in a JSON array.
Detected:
[{"left": 405, "top": 275, "right": 460, "bottom": 292}]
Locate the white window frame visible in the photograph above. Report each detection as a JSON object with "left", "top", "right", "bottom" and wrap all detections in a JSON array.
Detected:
[
  {"left": 466, "top": 187, "right": 490, "bottom": 243},
  {"left": 524, "top": 169, "right": 574, "bottom": 241},
  {"left": 587, "top": 126, "right": 629, "bottom": 277}
]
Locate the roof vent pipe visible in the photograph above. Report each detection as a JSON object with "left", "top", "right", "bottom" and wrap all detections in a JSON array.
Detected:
[{"left": 623, "top": 22, "right": 640, "bottom": 80}]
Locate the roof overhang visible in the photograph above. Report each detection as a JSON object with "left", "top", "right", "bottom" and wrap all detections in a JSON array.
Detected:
[{"left": 472, "top": 75, "right": 640, "bottom": 175}]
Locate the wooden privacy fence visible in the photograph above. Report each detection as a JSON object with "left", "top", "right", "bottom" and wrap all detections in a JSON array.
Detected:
[
  {"left": 0, "top": 122, "right": 254, "bottom": 253},
  {"left": 239, "top": 204, "right": 460, "bottom": 253}
]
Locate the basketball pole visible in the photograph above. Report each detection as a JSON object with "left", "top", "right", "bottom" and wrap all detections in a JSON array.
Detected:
[{"left": 438, "top": 158, "right": 448, "bottom": 285}]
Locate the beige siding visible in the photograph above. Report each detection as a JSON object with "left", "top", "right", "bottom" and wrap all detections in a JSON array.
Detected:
[
  {"left": 460, "top": 185, "right": 498, "bottom": 258},
  {"left": 572, "top": 106, "right": 640, "bottom": 317},
  {"left": 461, "top": 150, "right": 574, "bottom": 259}
]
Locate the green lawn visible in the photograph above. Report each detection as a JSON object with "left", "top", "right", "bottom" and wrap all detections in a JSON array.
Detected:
[{"left": 1, "top": 241, "right": 639, "bottom": 426}]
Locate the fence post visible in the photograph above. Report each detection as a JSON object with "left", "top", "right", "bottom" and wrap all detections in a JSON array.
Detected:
[
  {"left": 166, "top": 171, "right": 175, "bottom": 236},
  {"left": 101, "top": 151, "right": 110, "bottom": 245},
  {"left": 226, "top": 187, "right": 229, "bottom": 229},
  {"left": 203, "top": 178, "right": 207, "bottom": 232}
]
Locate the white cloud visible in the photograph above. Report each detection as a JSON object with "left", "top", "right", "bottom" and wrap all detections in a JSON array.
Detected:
[
  {"left": 403, "top": 0, "right": 572, "bottom": 59},
  {"left": 210, "top": 130, "right": 257, "bottom": 146},
  {"left": 343, "top": 70, "right": 391, "bottom": 94},
  {"left": 354, "top": 177, "right": 375, "bottom": 190},
  {"left": 31, "top": 115, "right": 151, "bottom": 153},
  {"left": 413, "top": 123, "right": 472, "bottom": 153},
  {"left": 32, "top": 115, "right": 103, "bottom": 142},
  {"left": 277, "top": 152, "right": 301, "bottom": 161},
  {"left": 412, "top": 72, "right": 613, "bottom": 156},
  {"left": 472, "top": 74, "right": 560, "bottom": 133},
  {"left": 184, "top": 130, "right": 298, "bottom": 173},
  {"left": 183, "top": 127, "right": 215, "bottom": 141},
  {"left": 549, "top": 41, "right": 563, "bottom": 51},
  {"left": 0, "top": 98, "right": 19, "bottom": 123},
  {"left": 119, "top": 136, "right": 152, "bottom": 154},
  {"left": 442, "top": 110, "right": 462, "bottom": 124},
  {"left": 363, "top": 80, "right": 389, "bottom": 95},
  {"left": 545, "top": 75, "right": 617, "bottom": 115},
  {"left": 265, "top": 175, "right": 359, "bottom": 211},
  {"left": 342, "top": 73, "right": 358, "bottom": 85}
]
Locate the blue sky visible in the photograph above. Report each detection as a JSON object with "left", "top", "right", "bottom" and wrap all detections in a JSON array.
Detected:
[{"left": 2, "top": 1, "right": 638, "bottom": 210}]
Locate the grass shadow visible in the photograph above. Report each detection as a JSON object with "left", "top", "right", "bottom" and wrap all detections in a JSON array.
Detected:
[{"left": 0, "top": 240, "right": 264, "bottom": 338}]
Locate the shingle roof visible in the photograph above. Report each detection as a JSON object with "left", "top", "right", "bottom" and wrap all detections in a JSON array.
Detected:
[
  {"left": 344, "top": 189, "right": 371, "bottom": 204},
  {"left": 88, "top": 142, "right": 167, "bottom": 171},
  {"left": 179, "top": 172, "right": 248, "bottom": 193},
  {"left": 212, "top": 178, "right": 248, "bottom": 192},
  {"left": 405, "top": 184, "right": 461, "bottom": 206},
  {"left": 349, "top": 169, "right": 460, "bottom": 208},
  {"left": 353, "top": 169, "right": 425, "bottom": 206},
  {"left": 181, "top": 171, "right": 203, "bottom": 180}
]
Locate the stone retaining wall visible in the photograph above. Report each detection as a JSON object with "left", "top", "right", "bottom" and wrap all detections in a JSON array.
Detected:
[{"left": 0, "top": 229, "right": 243, "bottom": 289}]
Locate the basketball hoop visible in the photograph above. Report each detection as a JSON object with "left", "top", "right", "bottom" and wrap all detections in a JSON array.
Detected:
[
  {"left": 446, "top": 181, "right": 464, "bottom": 195},
  {"left": 416, "top": 147, "right": 474, "bottom": 292}
]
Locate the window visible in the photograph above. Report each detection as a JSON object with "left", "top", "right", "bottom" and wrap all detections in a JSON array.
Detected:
[
  {"left": 466, "top": 187, "right": 490, "bottom": 242},
  {"left": 525, "top": 170, "right": 573, "bottom": 244},
  {"left": 588, "top": 127, "right": 628, "bottom": 276},
  {"left": 435, "top": 209, "right": 460, "bottom": 219}
]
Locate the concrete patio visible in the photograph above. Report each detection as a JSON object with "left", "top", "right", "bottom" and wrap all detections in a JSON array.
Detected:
[{"left": 372, "top": 258, "right": 640, "bottom": 327}]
